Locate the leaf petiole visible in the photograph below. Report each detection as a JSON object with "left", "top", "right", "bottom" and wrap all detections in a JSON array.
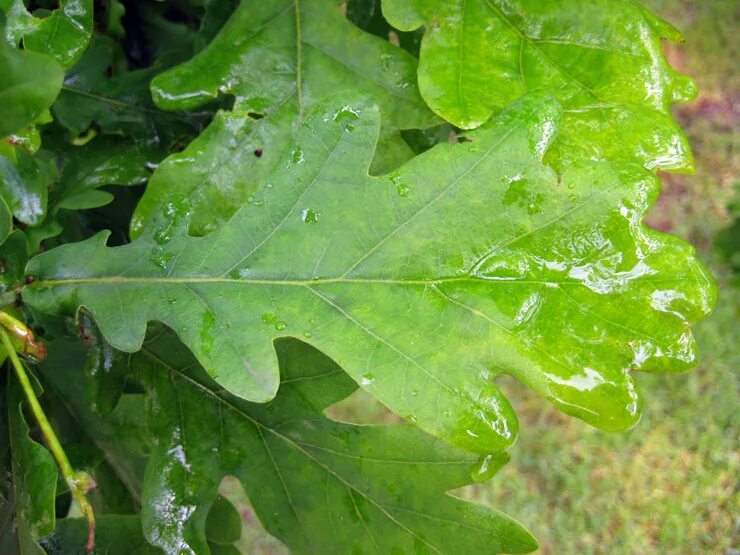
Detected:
[{"left": 0, "top": 326, "right": 96, "bottom": 552}]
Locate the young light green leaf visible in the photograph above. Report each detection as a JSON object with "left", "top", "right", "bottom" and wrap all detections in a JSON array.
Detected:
[
  {"left": 131, "top": 0, "right": 437, "bottom": 236},
  {"left": 24, "top": 95, "right": 716, "bottom": 453},
  {"left": 382, "top": 0, "right": 697, "bottom": 171},
  {"left": 107, "top": 331, "right": 535, "bottom": 555},
  {"left": 1, "top": 0, "right": 93, "bottom": 68},
  {"left": 0, "top": 38, "right": 63, "bottom": 137}
]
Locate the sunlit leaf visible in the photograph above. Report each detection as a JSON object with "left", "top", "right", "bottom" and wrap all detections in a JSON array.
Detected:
[
  {"left": 382, "top": 0, "right": 697, "bottom": 171},
  {"left": 25, "top": 95, "right": 716, "bottom": 453}
]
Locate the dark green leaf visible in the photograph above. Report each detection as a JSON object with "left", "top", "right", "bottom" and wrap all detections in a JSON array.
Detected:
[
  {"left": 131, "top": 0, "right": 437, "bottom": 236},
  {"left": 0, "top": 152, "right": 52, "bottom": 226},
  {"left": 0, "top": 38, "right": 63, "bottom": 137},
  {"left": 51, "top": 37, "right": 210, "bottom": 148},
  {"left": 129, "top": 332, "right": 535, "bottom": 554},
  {"left": 1, "top": 0, "right": 93, "bottom": 68},
  {"left": 41, "top": 515, "right": 162, "bottom": 554},
  {"left": 205, "top": 496, "right": 241, "bottom": 546},
  {"left": 3, "top": 374, "right": 57, "bottom": 554},
  {"left": 25, "top": 95, "right": 716, "bottom": 453}
]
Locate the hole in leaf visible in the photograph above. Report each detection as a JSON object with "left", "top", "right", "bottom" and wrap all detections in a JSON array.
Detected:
[
  {"left": 253, "top": 149, "right": 263, "bottom": 158},
  {"left": 247, "top": 112, "right": 264, "bottom": 120}
]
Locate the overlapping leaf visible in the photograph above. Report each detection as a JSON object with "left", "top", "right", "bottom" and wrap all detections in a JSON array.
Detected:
[
  {"left": 131, "top": 0, "right": 437, "bottom": 236},
  {"left": 382, "top": 0, "right": 697, "bottom": 171},
  {"left": 51, "top": 37, "right": 210, "bottom": 149},
  {"left": 0, "top": 377, "right": 58, "bottom": 554},
  {"left": 0, "top": 37, "right": 62, "bottom": 137},
  {"left": 1, "top": 0, "right": 93, "bottom": 68},
  {"left": 45, "top": 329, "right": 536, "bottom": 554},
  {"left": 41, "top": 516, "right": 162, "bottom": 554},
  {"left": 24, "top": 95, "right": 716, "bottom": 454}
]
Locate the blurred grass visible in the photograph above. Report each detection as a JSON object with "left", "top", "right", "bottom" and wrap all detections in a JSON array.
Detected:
[{"left": 236, "top": 1, "right": 739, "bottom": 552}]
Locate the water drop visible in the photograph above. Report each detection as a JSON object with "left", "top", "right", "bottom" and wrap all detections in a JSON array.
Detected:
[
  {"left": 302, "top": 330, "right": 312, "bottom": 338},
  {"left": 380, "top": 54, "right": 392, "bottom": 71},
  {"left": 289, "top": 146, "right": 305, "bottom": 165},
  {"left": 360, "top": 372, "right": 375, "bottom": 386},
  {"left": 471, "top": 454, "right": 499, "bottom": 483},
  {"left": 301, "top": 208, "right": 320, "bottom": 223},
  {"left": 200, "top": 311, "right": 216, "bottom": 354},
  {"left": 333, "top": 105, "right": 360, "bottom": 132},
  {"left": 275, "top": 321, "right": 287, "bottom": 331},
  {"left": 391, "top": 174, "right": 411, "bottom": 197}
]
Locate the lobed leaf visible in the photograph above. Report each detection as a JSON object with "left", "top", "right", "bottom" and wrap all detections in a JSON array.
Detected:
[
  {"left": 382, "top": 0, "right": 697, "bottom": 171},
  {"left": 131, "top": 0, "right": 437, "bottom": 236},
  {"left": 24, "top": 95, "right": 716, "bottom": 454},
  {"left": 45, "top": 330, "right": 536, "bottom": 554}
]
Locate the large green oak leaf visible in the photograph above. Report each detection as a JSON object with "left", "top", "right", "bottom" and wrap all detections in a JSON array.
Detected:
[
  {"left": 382, "top": 0, "right": 697, "bottom": 172},
  {"left": 43, "top": 329, "right": 536, "bottom": 554},
  {"left": 131, "top": 0, "right": 437, "bottom": 237},
  {"left": 24, "top": 95, "right": 716, "bottom": 453}
]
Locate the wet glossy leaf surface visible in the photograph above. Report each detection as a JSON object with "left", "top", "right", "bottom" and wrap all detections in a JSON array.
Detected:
[
  {"left": 1, "top": 0, "right": 93, "bottom": 68},
  {"left": 382, "top": 0, "right": 697, "bottom": 171},
  {"left": 51, "top": 37, "right": 210, "bottom": 149},
  {"left": 1, "top": 376, "right": 57, "bottom": 554},
  {"left": 131, "top": 0, "right": 437, "bottom": 236},
  {"left": 0, "top": 38, "right": 62, "bottom": 137},
  {"left": 25, "top": 95, "right": 716, "bottom": 453},
  {"left": 48, "top": 330, "right": 535, "bottom": 554}
]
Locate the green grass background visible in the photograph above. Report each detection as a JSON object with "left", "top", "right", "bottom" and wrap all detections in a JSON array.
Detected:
[{"left": 228, "top": 1, "right": 739, "bottom": 552}]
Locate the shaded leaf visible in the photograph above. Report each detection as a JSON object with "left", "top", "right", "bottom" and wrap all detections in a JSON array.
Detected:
[
  {"left": 131, "top": 0, "right": 437, "bottom": 236},
  {"left": 25, "top": 95, "right": 716, "bottom": 453},
  {"left": 0, "top": 230, "right": 27, "bottom": 297},
  {"left": 1, "top": 0, "right": 93, "bottom": 68},
  {"left": 0, "top": 152, "right": 52, "bottom": 226},
  {"left": 0, "top": 37, "right": 63, "bottom": 137},
  {"left": 205, "top": 496, "right": 241, "bottom": 546},
  {"left": 41, "top": 515, "right": 161, "bottom": 554},
  {"left": 382, "top": 0, "right": 697, "bottom": 171},
  {"left": 51, "top": 37, "right": 210, "bottom": 148},
  {"left": 122, "top": 331, "right": 535, "bottom": 554},
  {"left": 2, "top": 375, "right": 57, "bottom": 554}
]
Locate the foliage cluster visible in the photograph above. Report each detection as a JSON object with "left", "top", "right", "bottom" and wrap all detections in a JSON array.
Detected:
[{"left": 0, "top": 0, "right": 718, "bottom": 553}]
